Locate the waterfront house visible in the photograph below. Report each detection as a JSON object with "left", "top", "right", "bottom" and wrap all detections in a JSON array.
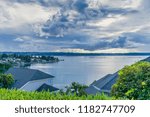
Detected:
[
  {"left": 6, "top": 68, "right": 59, "bottom": 92},
  {"left": 85, "top": 72, "right": 118, "bottom": 95}
]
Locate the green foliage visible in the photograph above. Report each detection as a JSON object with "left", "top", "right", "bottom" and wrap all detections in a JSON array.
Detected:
[
  {"left": 0, "top": 63, "right": 12, "bottom": 73},
  {"left": 0, "top": 89, "right": 113, "bottom": 100},
  {"left": 65, "top": 82, "right": 88, "bottom": 96},
  {"left": 0, "top": 54, "right": 8, "bottom": 58},
  {"left": 0, "top": 74, "right": 14, "bottom": 88},
  {"left": 111, "top": 61, "right": 150, "bottom": 100}
]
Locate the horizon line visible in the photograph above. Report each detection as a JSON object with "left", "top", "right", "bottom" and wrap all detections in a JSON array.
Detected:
[
  {"left": 0, "top": 51, "right": 150, "bottom": 56},
  {"left": 0, "top": 51, "right": 150, "bottom": 53}
]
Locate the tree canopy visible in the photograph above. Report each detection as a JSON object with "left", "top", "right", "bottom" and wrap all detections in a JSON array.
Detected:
[
  {"left": 111, "top": 62, "right": 150, "bottom": 100},
  {"left": 65, "top": 82, "right": 88, "bottom": 97},
  {"left": 0, "top": 74, "right": 14, "bottom": 88}
]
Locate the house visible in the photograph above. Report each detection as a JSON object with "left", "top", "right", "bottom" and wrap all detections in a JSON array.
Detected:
[
  {"left": 36, "top": 83, "right": 59, "bottom": 92},
  {"left": 6, "top": 68, "right": 59, "bottom": 92},
  {"left": 85, "top": 72, "right": 118, "bottom": 95},
  {"left": 142, "top": 56, "right": 150, "bottom": 62}
]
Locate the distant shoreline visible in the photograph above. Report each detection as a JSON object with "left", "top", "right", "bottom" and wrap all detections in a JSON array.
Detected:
[{"left": 0, "top": 52, "right": 150, "bottom": 56}]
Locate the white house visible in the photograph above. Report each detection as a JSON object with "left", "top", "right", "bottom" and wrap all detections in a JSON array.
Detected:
[{"left": 6, "top": 68, "right": 59, "bottom": 92}]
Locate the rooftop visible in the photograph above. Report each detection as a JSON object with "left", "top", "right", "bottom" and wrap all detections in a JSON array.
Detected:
[
  {"left": 36, "top": 83, "right": 59, "bottom": 92},
  {"left": 85, "top": 72, "right": 118, "bottom": 95},
  {"left": 6, "top": 68, "right": 54, "bottom": 89}
]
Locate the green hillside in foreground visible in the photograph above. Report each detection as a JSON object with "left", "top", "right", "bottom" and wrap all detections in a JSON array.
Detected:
[{"left": 0, "top": 89, "right": 114, "bottom": 100}]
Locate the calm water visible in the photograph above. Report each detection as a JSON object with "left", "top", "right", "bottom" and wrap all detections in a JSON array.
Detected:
[{"left": 29, "top": 56, "right": 147, "bottom": 89}]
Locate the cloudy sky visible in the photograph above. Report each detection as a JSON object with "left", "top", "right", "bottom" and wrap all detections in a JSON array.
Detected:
[{"left": 0, "top": 0, "right": 150, "bottom": 53}]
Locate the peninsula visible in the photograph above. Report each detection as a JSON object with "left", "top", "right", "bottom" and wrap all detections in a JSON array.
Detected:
[{"left": 0, "top": 54, "right": 60, "bottom": 68}]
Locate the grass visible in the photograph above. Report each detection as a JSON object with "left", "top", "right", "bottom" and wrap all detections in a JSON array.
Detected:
[{"left": 0, "top": 89, "right": 116, "bottom": 100}]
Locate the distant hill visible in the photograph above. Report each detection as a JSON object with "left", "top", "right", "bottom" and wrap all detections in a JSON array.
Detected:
[{"left": 0, "top": 52, "right": 150, "bottom": 56}]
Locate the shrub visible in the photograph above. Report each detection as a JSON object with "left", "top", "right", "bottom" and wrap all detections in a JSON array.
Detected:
[
  {"left": 0, "top": 89, "right": 113, "bottom": 100},
  {"left": 0, "top": 74, "right": 14, "bottom": 88},
  {"left": 111, "top": 62, "right": 150, "bottom": 100},
  {"left": 0, "top": 63, "right": 12, "bottom": 73},
  {"left": 65, "top": 82, "right": 88, "bottom": 97}
]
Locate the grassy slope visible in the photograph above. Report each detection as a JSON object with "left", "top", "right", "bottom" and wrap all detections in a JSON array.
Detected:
[{"left": 0, "top": 89, "right": 115, "bottom": 100}]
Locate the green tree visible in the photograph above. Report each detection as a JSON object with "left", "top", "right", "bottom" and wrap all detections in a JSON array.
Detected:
[
  {"left": 1, "top": 54, "right": 8, "bottom": 58},
  {"left": 0, "top": 74, "right": 14, "bottom": 88},
  {"left": 111, "top": 62, "right": 150, "bottom": 100},
  {"left": 0, "top": 63, "right": 12, "bottom": 73},
  {"left": 65, "top": 82, "right": 88, "bottom": 97}
]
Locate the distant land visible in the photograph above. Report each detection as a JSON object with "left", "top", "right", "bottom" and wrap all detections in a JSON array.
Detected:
[{"left": 0, "top": 52, "right": 150, "bottom": 56}]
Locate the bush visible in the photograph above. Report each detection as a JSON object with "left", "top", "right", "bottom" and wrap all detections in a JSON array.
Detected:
[
  {"left": 65, "top": 82, "right": 88, "bottom": 96},
  {"left": 111, "top": 62, "right": 150, "bottom": 100},
  {"left": 0, "top": 74, "right": 14, "bottom": 88},
  {"left": 0, "top": 89, "right": 113, "bottom": 100},
  {"left": 0, "top": 63, "right": 12, "bottom": 73}
]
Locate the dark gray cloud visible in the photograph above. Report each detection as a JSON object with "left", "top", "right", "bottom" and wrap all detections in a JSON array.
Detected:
[
  {"left": 101, "top": 6, "right": 138, "bottom": 17},
  {"left": 39, "top": 0, "right": 103, "bottom": 37},
  {"left": 63, "top": 36, "right": 133, "bottom": 51},
  {"left": 123, "top": 32, "right": 150, "bottom": 44},
  {"left": 39, "top": 0, "right": 139, "bottom": 39},
  {"left": 72, "top": 0, "right": 88, "bottom": 12},
  {"left": 6, "top": 0, "right": 62, "bottom": 6}
]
